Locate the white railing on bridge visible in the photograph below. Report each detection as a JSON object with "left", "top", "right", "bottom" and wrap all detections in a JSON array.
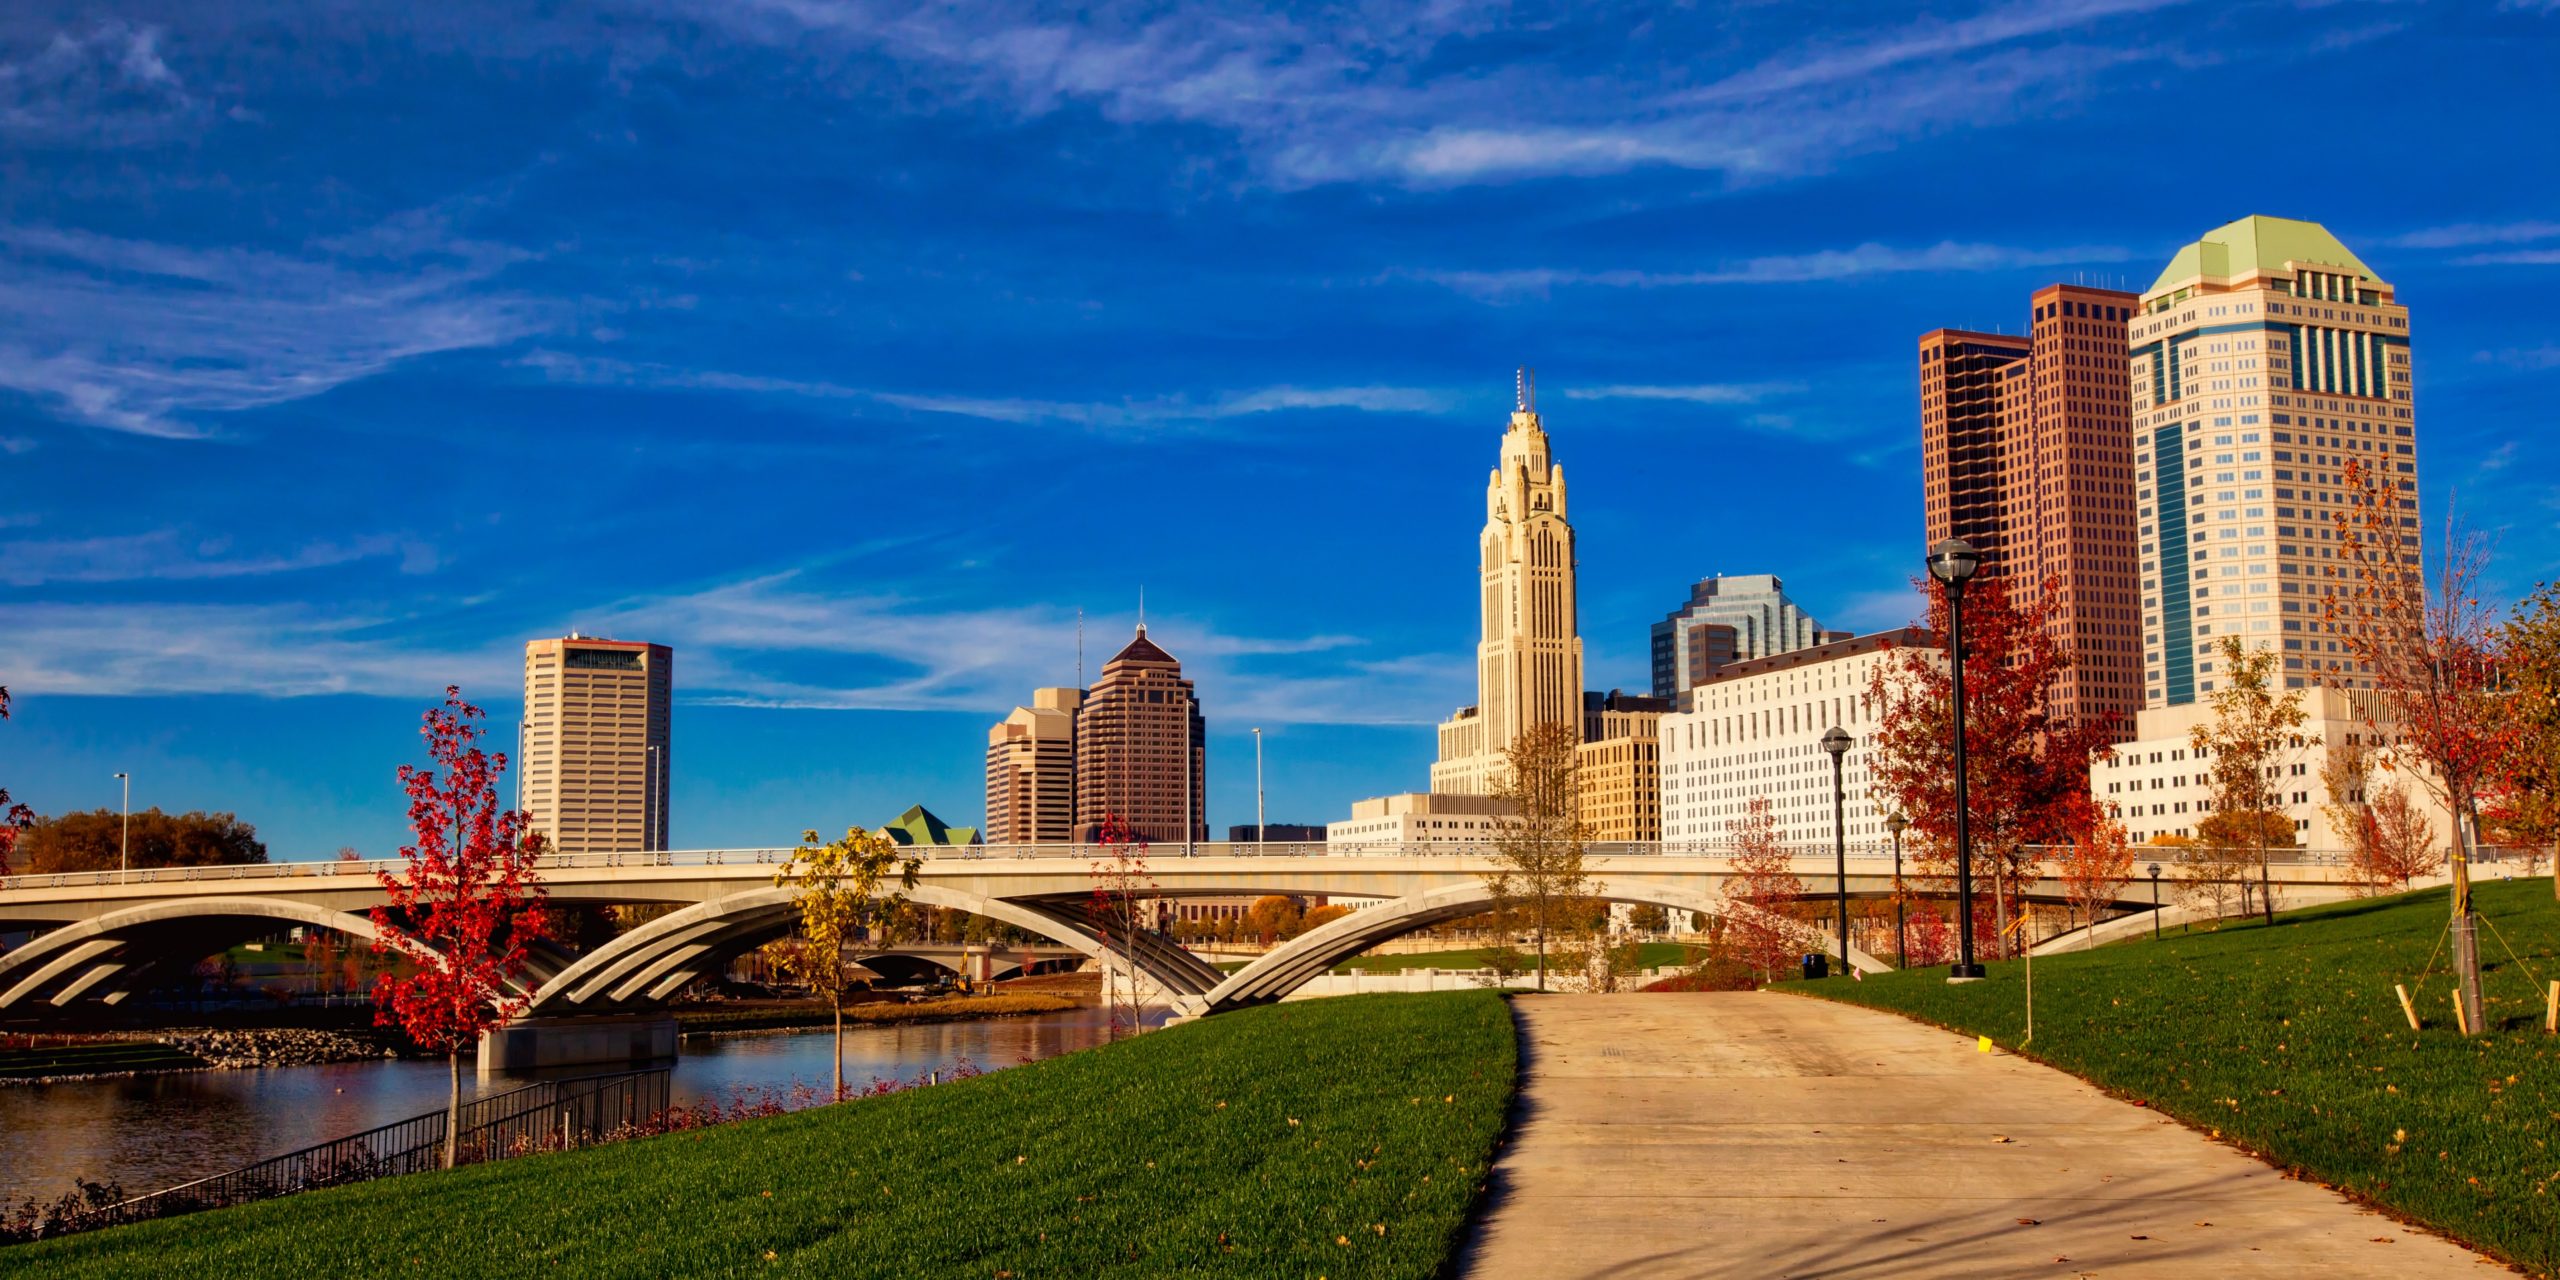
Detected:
[{"left": 1, "top": 839, "right": 2516, "bottom": 897}]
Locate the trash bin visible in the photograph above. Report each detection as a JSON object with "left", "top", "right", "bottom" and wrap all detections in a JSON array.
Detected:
[{"left": 1800, "top": 953, "right": 1829, "bottom": 981}]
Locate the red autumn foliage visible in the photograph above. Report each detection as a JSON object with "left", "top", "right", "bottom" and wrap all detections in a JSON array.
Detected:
[
  {"left": 1087, "top": 814, "right": 1157, "bottom": 1038},
  {"left": 1866, "top": 573, "right": 2115, "bottom": 958},
  {"left": 1720, "top": 796, "right": 1805, "bottom": 981},
  {"left": 371, "top": 687, "right": 549, "bottom": 1165}
]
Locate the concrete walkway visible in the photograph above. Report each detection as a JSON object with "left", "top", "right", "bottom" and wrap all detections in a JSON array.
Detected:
[{"left": 1462, "top": 993, "right": 2507, "bottom": 1279}]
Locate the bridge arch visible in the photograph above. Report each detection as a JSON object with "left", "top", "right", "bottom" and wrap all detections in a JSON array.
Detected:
[
  {"left": 1187, "top": 880, "right": 1887, "bottom": 1015},
  {"left": 0, "top": 896, "right": 444, "bottom": 1011},
  {"left": 521, "top": 883, "right": 1218, "bottom": 1016}
]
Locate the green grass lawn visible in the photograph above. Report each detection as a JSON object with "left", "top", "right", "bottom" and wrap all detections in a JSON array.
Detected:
[
  {"left": 11, "top": 991, "right": 1516, "bottom": 1279},
  {"left": 1795, "top": 878, "right": 2560, "bottom": 1274}
]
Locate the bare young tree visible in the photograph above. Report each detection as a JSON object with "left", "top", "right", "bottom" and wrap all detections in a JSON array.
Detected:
[
  {"left": 2324, "top": 460, "right": 2518, "bottom": 1034},
  {"left": 2323, "top": 735, "right": 2445, "bottom": 894},
  {"left": 2190, "top": 636, "right": 2307, "bottom": 925},
  {"left": 1483, "top": 721, "right": 1592, "bottom": 992}
]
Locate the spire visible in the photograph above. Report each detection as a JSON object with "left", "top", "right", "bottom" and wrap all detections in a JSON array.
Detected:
[
  {"left": 1515, "top": 365, "right": 1536, "bottom": 413},
  {"left": 1137, "top": 585, "right": 1146, "bottom": 633}
]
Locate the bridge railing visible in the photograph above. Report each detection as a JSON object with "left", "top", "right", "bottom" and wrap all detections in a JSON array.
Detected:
[
  {"left": 6, "top": 840, "right": 2540, "bottom": 895},
  {"left": 52, "top": 1067, "right": 671, "bottom": 1240}
]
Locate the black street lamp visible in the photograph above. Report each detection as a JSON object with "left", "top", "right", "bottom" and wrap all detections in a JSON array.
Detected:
[
  {"left": 1885, "top": 812, "right": 1909, "bottom": 969},
  {"left": 1821, "top": 726, "right": 1852, "bottom": 976},
  {"left": 1928, "top": 537, "right": 1985, "bottom": 982},
  {"left": 2148, "top": 862, "right": 2165, "bottom": 941}
]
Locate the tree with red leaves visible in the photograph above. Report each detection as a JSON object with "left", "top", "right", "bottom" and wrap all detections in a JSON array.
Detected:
[
  {"left": 0, "top": 689, "right": 33, "bottom": 880},
  {"left": 371, "top": 686, "right": 550, "bottom": 1167},
  {"left": 1867, "top": 574, "right": 2116, "bottom": 960},
  {"left": 1719, "top": 797, "right": 1804, "bottom": 982},
  {"left": 1087, "top": 815, "right": 1157, "bottom": 1038},
  {"left": 2057, "top": 818, "right": 2135, "bottom": 949},
  {"left": 2324, "top": 461, "right": 2519, "bottom": 1034}
]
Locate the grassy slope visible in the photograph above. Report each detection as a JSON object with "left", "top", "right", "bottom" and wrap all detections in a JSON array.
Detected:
[
  {"left": 1795, "top": 879, "right": 2560, "bottom": 1274},
  {"left": 12, "top": 991, "right": 1515, "bottom": 1280},
  {"left": 1211, "top": 942, "right": 1700, "bottom": 975}
]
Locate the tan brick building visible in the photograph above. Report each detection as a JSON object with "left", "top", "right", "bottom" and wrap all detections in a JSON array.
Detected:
[
  {"left": 1576, "top": 691, "right": 1665, "bottom": 842},
  {"left": 1919, "top": 283, "right": 2143, "bottom": 733},
  {"left": 520, "top": 635, "right": 671, "bottom": 856},
  {"left": 984, "top": 687, "right": 1082, "bottom": 846}
]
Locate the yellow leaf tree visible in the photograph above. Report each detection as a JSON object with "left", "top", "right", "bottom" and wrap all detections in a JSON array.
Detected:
[{"left": 775, "top": 826, "right": 922, "bottom": 1100}]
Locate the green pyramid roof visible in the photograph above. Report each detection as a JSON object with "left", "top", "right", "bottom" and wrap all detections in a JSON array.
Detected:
[
  {"left": 2147, "top": 215, "right": 2382, "bottom": 296},
  {"left": 881, "top": 804, "right": 978, "bottom": 847}
]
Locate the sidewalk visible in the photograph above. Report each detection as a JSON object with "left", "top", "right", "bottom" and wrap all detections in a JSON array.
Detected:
[{"left": 1461, "top": 993, "right": 2507, "bottom": 1279}]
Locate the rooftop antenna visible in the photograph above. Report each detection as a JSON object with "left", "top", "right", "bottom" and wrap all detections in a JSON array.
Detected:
[{"left": 1138, "top": 586, "right": 1146, "bottom": 633}]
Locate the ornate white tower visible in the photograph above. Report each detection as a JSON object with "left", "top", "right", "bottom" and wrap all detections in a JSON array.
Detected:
[{"left": 1431, "top": 370, "right": 1586, "bottom": 795}]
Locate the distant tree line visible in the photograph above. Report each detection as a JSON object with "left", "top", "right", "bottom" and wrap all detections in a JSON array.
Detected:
[{"left": 12, "top": 807, "right": 268, "bottom": 874}]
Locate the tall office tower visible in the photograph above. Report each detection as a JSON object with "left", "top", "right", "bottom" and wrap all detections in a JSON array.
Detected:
[
  {"left": 520, "top": 634, "right": 672, "bottom": 856},
  {"left": 984, "top": 687, "right": 1084, "bottom": 845},
  {"left": 1432, "top": 371, "right": 1586, "bottom": 796},
  {"left": 2130, "top": 216, "right": 2413, "bottom": 704},
  {"left": 1074, "top": 625, "right": 1207, "bottom": 843},
  {"left": 1919, "top": 281, "right": 2143, "bottom": 730},
  {"left": 1648, "top": 574, "right": 1845, "bottom": 704}
]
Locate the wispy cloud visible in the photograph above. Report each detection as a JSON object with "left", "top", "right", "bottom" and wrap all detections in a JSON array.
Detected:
[
  {"left": 1417, "top": 241, "right": 2131, "bottom": 302},
  {"left": 0, "top": 212, "right": 548, "bottom": 436},
  {"left": 2450, "top": 249, "right": 2560, "bottom": 267},
  {"left": 690, "top": 0, "right": 2209, "bottom": 188},
  {"left": 2390, "top": 220, "right": 2560, "bottom": 250},
  {"left": 1562, "top": 383, "right": 1799, "bottom": 406},
  {"left": 0, "top": 21, "right": 198, "bottom": 144},
  {"left": 0, "top": 530, "right": 428, "bottom": 587},
  {"left": 521, "top": 350, "right": 1452, "bottom": 427},
  {"left": 4, "top": 570, "right": 1455, "bottom": 725},
  {"left": 2473, "top": 345, "right": 2560, "bottom": 371}
]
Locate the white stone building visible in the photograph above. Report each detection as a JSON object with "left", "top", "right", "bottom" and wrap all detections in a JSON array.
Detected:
[
  {"left": 1659, "top": 630, "right": 1932, "bottom": 850},
  {"left": 1327, "top": 792, "right": 1516, "bottom": 850}
]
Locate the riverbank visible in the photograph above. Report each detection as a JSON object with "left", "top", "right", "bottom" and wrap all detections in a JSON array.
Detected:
[
  {"left": 675, "top": 991, "right": 1080, "bottom": 1036},
  {"left": 13, "top": 991, "right": 1517, "bottom": 1278},
  {"left": 0, "top": 1027, "right": 393, "bottom": 1085}
]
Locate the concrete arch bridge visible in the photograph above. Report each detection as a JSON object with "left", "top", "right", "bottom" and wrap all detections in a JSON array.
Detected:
[{"left": 0, "top": 843, "right": 2373, "bottom": 1035}]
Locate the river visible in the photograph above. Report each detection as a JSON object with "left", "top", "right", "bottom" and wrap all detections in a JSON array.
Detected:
[{"left": 0, "top": 1009, "right": 1124, "bottom": 1208}]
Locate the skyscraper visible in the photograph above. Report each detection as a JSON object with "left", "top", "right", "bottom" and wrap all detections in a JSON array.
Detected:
[
  {"left": 1648, "top": 574, "right": 1845, "bottom": 704},
  {"left": 519, "top": 634, "right": 672, "bottom": 856},
  {"left": 1074, "top": 626, "right": 1207, "bottom": 843},
  {"left": 1919, "top": 282, "right": 2143, "bottom": 730},
  {"left": 2129, "top": 216, "right": 2413, "bottom": 703},
  {"left": 984, "top": 687, "right": 1083, "bottom": 845},
  {"left": 1432, "top": 371, "right": 1585, "bottom": 796}
]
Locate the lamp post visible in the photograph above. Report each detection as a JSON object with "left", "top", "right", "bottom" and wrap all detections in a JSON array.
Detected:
[
  {"left": 1927, "top": 537, "right": 1985, "bottom": 982},
  {"left": 1820, "top": 727, "right": 1851, "bottom": 975},
  {"left": 1885, "top": 812, "right": 1909, "bottom": 969},
  {"left": 113, "top": 771, "right": 130, "bottom": 884},
  {"left": 1251, "top": 726, "right": 1265, "bottom": 850},
  {"left": 2148, "top": 862, "right": 2164, "bottom": 941}
]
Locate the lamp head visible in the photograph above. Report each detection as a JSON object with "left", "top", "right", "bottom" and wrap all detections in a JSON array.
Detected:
[
  {"left": 1926, "top": 538, "right": 1981, "bottom": 586},
  {"left": 2148, "top": 862, "right": 2163, "bottom": 879},
  {"left": 1885, "top": 812, "right": 1908, "bottom": 836},
  {"left": 1818, "top": 726, "right": 1851, "bottom": 758}
]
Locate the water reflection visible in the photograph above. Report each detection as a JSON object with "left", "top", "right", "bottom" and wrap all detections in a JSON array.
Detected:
[{"left": 0, "top": 1009, "right": 1130, "bottom": 1206}]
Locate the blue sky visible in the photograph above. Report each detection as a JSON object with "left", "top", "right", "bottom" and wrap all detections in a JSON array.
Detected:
[{"left": 3, "top": 1, "right": 2556, "bottom": 858}]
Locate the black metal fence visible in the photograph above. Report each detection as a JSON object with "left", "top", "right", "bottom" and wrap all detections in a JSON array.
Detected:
[{"left": 50, "top": 1067, "right": 670, "bottom": 1239}]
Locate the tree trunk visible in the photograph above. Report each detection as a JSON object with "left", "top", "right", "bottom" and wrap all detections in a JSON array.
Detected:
[
  {"left": 1534, "top": 896, "right": 1548, "bottom": 992},
  {"left": 831, "top": 995, "right": 845, "bottom": 1101},
  {"left": 444, "top": 1051, "right": 461, "bottom": 1170},
  {"left": 2258, "top": 837, "right": 2274, "bottom": 926},
  {"left": 2451, "top": 803, "right": 2486, "bottom": 1036}
]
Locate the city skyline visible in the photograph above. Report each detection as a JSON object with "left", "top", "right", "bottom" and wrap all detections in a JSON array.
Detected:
[{"left": 5, "top": 3, "right": 2558, "bottom": 856}]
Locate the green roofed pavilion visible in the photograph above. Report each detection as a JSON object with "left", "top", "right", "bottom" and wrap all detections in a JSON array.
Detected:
[
  {"left": 2146, "top": 215, "right": 2384, "bottom": 296},
  {"left": 881, "top": 804, "right": 978, "bottom": 847}
]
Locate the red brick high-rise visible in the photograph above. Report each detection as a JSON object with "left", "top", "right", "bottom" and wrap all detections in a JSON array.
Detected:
[
  {"left": 1073, "top": 625, "right": 1207, "bottom": 844},
  {"left": 1918, "top": 283, "right": 2142, "bottom": 733}
]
